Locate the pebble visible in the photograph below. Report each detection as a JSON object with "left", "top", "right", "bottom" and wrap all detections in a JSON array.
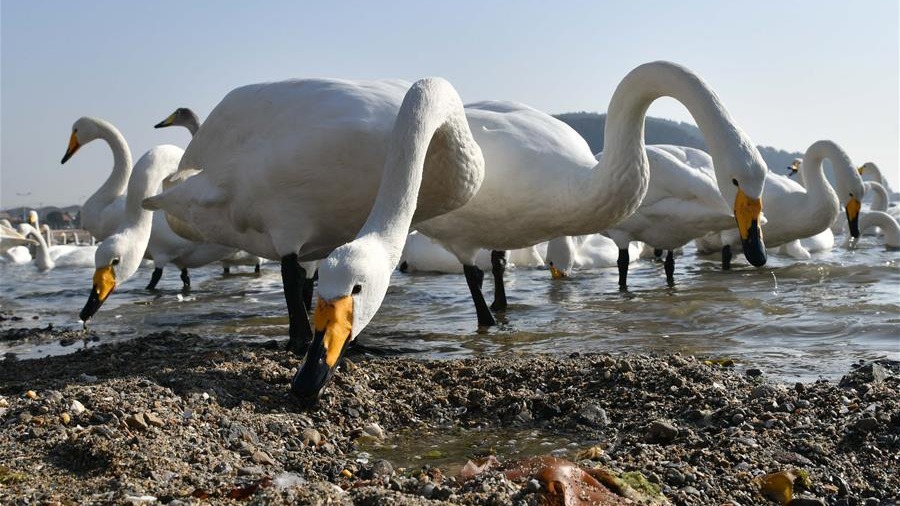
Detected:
[
  {"left": 25, "top": 390, "right": 37, "bottom": 400},
  {"left": 746, "top": 368, "right": 763, "bottom": 377},
  {"left": 60, "top": 413, "right": 71, "bottom": 425},
  {"left": 251, "top": 450, "right": 276, "bottom": 466},
  {"left": 646, "top": 419, "right": 678, "bottom": 443},
  {"left": 751, "top": 384, "right": 776, "bottom": 399},
  {"left": 797, "top": 399, "right": 811, "bottom": 409},
  {"left": 363, "top": 422, "right": 385, "bottom": 440},
  {"left": 525, "top": 478, "right": 541, "bottom": 493},
  {"left": 70, "top": 400, "right": 85, "bottom": 414},
  {"left": 125, "top": 413, "right": 149, "bottom": 431},
  {"left": 301, "top": 427, "right": 322, "bottom": 446},
  {"left": 732, "top": 413, "right": 745, "bottom": 424},
  {"left": 273, "top": 472, "right": 306, "bottom": 490},
  {"left": 237, "top": 465, "right": 264, "bottom": 476},
  {"left": 577, "top": 403, "right": 609, "bottom": 426},
  {"left": 786, "top": 498, "right": 827, "bottom": 506},
  {"left": 371, "top": 459, "right": 393, "bottom": 478},
  {"left": 854, "top": 417, "right": 879, "bottom": 432},
  {"left": 144, "top": 412, "right": 165, "bottom": 428},
  {"left": 419, "top": 483, "right": 435, "bottom": 498}
]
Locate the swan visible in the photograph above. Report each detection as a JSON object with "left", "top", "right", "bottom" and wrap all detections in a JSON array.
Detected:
[
  {"left": 698, "top": 141, "right": 865, "bottom": 264},
  {"left": 18, "top": 223, "right": 96, "bottom": 271},
  {"left": 414, "top": 61, "right": 767, "bottom": 325},
  {"left": 544, "top": 234, "right": 643, "bottom": 278},
  {"left": 144, "top": 77, "right": 484, "bottom": 358},
  {"left": 858, "top": 162, "right": 897, "bottom": 197},
  {"left": 78, "top": 144, "right": 236, "bottom": 323},
  {"left": 0, "top": 221, "right": 36, "bottom": 263},
  {"left": 154, "top": 107, "right": 266, "bottom": 276},
  {"left": 852, "top": 211, "right": 900, "bottom": 249},
  {"left": 398, "top": 232, "right": 545, "bottom": 274},
  {"left": 60, "top": 117, "right": 132, "bottom": 241},
  {"left": 289, "top": 79, "right": 483, "bottom": 400}
]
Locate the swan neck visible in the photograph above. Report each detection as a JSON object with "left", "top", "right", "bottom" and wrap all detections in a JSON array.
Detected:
[
  {"left": 865, "top": 181, "right": 888, "bottom": 211},
  {"left": 359, "top": 80, "right": 472, "bottom": 265},
  {"left": 185, "top": 112, "right": 200, "bottom": 136},
  {"left": 91, "top": 122, "right": 134, "bottom": 205},
  {"left": 798, "top": 141, "right": 844, "bottom": 202}
]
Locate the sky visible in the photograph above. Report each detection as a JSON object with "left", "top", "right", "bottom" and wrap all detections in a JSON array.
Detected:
[{"left": 1, "top": 0, "right": 898, "bottom": 209}]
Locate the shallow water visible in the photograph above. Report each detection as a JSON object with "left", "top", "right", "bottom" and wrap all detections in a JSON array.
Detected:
[{"left": 1, "top": 235, "right": 897, "bottom": 382}]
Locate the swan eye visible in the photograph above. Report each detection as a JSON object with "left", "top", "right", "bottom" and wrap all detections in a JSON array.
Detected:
[
  {"left": 849, "top": 193, "right": 854, "bottom": 198},
  {"left": 732, "top": 178, "right": 739, "bottom": 187},
  {"left": 351, "top": 284, "right": 362, "bottom": 295},
  {"left": 111, "top": 258, "right": 120, "bottom": 266}
]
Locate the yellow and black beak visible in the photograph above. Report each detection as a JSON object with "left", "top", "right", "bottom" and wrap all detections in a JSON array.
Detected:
[
  {"left": 80, "top": 265, "right": 116, "bottom": 323},
  {"left": 846, "top": 197, "right": 861, "bottom": 238},
  {"left": 734, "top": 188, "right": 767, "bottom": 267},
  {"left": 61, "top": 131, "right": 81, "bottom": 164},
  {"left": 154, "top": 112, "right": 177, "bottom": 129},
  {"left": 548, "top": 262, "right": 568, "bottom": 279},
  {"left": 291, "top": 295, "right": 353, "bottom": 404},
  {"left": 857, "top": 166, "right": 865, "bottom": 175}
]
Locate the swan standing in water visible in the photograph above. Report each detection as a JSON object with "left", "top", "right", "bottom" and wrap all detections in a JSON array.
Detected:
[
  {"left": 398, "top": 231, "right": 544, "bottom": 274},
  {"left": 698, "top": 142, "right": 865, "bottom": 263},
  {"left": 414, "top": 61, "right": 766, "bottom": 325},
  {"left": 544, "top": 234, "right": 644, "bottom": 278},
  {"left": 1, "top": 220, "right": 36, "bottom": 263},
  {"left": 17, "top": 223, "right": 96, "bottom": 271},
  {"left": 144, "top": 77, "right": 485, "bottom": 364}
]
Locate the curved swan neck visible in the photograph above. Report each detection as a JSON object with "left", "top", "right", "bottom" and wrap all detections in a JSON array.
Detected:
[
  {"left": 359, "top": 78, "right": 476, "bottom": 264},
  {"left": 594, "top": 61, "right": 764, "bottom": 218},
  {"left": 860, "top": 211, "right": 900, "bottom": 247},
  {"left": 22, "top": 224, "right": 52, "bottom": 270},
  {"left": 865, "top": 181, "right": 888, "bottom": 211},
  {"left": 798, "top": 140, "right": 846, "bottom": 203},
  {"left": 183, "top": 111, "right": 201, "bottom": 136},
  {"left": 89, "top": 120, "right": 134, "bottom": 206}
]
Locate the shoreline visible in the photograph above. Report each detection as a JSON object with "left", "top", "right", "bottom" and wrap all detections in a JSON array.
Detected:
[{"left": 0, "top": 330, "right": 897, "bottom": 505}]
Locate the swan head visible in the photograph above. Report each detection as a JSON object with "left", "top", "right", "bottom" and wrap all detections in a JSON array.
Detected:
[
  {"left": 292, "top": 236, "right": 392, "bottom": 404},
  {"left": 721, "top": 154, "right": 768, "bottom": 268},
  {"left": 154, "top": 108, "right": 198, "bottom": 129},
  {"left": 61, "top": 117, "right": 104, "bottom": 164},
  {"left": 79, "top": 233, "right": 142, "bottom": 324},
  {"left": 27, "top": 210, "right": 38, "bottom": 225},
  {"left": 785, "top": 158, "right": 802, "bottom": 178}
]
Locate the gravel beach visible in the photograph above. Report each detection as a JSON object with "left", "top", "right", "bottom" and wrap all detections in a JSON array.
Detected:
[{"left": 0, "top": 328, "right": 897, "bottom": 505}]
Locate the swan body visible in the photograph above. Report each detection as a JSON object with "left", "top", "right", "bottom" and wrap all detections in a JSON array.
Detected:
[
  {"left": 79, "top": 144, "right": 236, "bottom": 322},
  {"left": 545, "top": 234, "right": 643, "bottom": 277},
  {"left": 18, "top": 223, "right": 96, "bottom": 270},
  {"left": 61, "top": 117, "right": 132, "bottom": 241},
  {"left": 1, "top": 222, "right": 36, "bottom": 263},
  {"left": 399, "top": 232, "right": 545, "bottom": 274}
]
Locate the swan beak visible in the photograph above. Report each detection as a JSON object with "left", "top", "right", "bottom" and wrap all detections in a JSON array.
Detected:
[
  {"left": 291, "top": 295, "right": 353, "bottom": 404},
  {"left": 154, "top": 113, "right": 177, "bottom": 129},
  {"left": 734, "top": 188, "right": 767, "bottom": 267},
  {"left": 785, "top": 168, "right": 796, "bottom": 178},
  {"left": 61, "top": 132, "right": 81, "bottom": 164},
  {"left": 846, "top": 197, "right": 861, "bottom": 238},
  {"left": 80, "top": 266, "right": 116, "bottom": 323},
  {"left": 548, "top": 262, "right": 568, "bottom": 279},
  {"left": 857, "top": 166, "right": 865, "bottom": 175}
]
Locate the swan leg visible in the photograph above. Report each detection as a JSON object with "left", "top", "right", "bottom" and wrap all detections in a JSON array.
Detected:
[
  {"left": 463, "top": 264, "right": 496, "bottom": 326},
  {"left": 180, "top": 269, "right": 191, "bottom": 294},
  {"left": 223, "top": 266, "right": 231, "bottom": 275},
  {"left": 617, "top": 248, "right": 629, "bottom": 291},
  {"left": 664, "top": 250, "right": 675, "bottom": 285},
  {"left": 722, "top": 245, "right": 732, "bottom": 270},
  {"left": 145, "top": 267, "right": 163, "bottom": 290},
  {"left": 489, "top": 250, "right": 508, "bottom": 311},
  {"left": 282, "top": 253, "right": 313, "bottom": 355},
  {"left": 254, "top": 263, "right": 261, "bottom": 274}
]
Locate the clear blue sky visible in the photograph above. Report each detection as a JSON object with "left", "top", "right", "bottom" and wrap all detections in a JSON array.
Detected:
[{"left": 2, "top": 0, "right": 898, "bottom": 209}]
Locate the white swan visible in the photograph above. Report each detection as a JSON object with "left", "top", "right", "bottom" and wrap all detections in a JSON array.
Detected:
[
  {"left": 545, "top": 234, "right": 643, "bottom": 278},
  {"left": 698, "top": 141, "right": 865, "bottom": 263},
  {"left": 144, "top": 78, "right": 484, "bottom": 363},
  {"left": 78, "top": 144, "right": 236, "bottom": 322},
  {"left": 18, "top": 223, "right": 96, "bottom": 271},
  {"left": 60, "top": 117, "right": 132, "bottom": 241},
  {"left": 853, "top": 211, "right": 900, "bottom": 249},
  {"left": 415, "top": 61, "right": 767, "bottom": 325},
  {"left": 154, "top": 107, "right": 266, "bottom": 276},
  {"left": 1, "top": 220, "right": 36, "bottom": 263},
  {"left": 858, "top": 162, "right": 897, "bottom": 197},
  {"left": 398, "top": 232, "right": 544, "bottom": 274}
]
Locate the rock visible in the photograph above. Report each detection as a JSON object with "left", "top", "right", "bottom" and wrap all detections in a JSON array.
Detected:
[
  {"left": 60, "top": 413, "right": 71, "bottom": 425},
  {"left": 125, "top": 413, "right": 149, "bottom": 431},
  {"left": 732, "top": 413, "right": 745, "bottom": 424},
  {"left": 854, "top": 417, "right": 879, "bottom": 432},
  {"left": 525, "top": 478, "right": 541, "bottom": 493},
  {"left": 746, "top": 368, "right": 763, "bottom": 377},
  {"left": 70, "top": 400, "right": 85, "bottom": 414},
  {"left": 667, "top": 469, "right": 686, "bottom": 486},
  {"left": 863, "top": 498, "right": 881, "bottom": 506},
  {"left": 751, "top": 384, "right": 776, "bottom": 399},
  {"left": 124, "top": 495, "right": 157, "bottom": 504},
  {"left": 251, "top": 450, "right": 276, "bottom": 466},
  {"left": 786, "top": 498, "right": 827, "bottom": 506},
  {"left": 301, "top": 427, "right": 322, "bottom": 446},
  {"left": 419, "top": 483, "right": 435, "bottom": 498},
  {"left": 273, "top": 472, "right": 306, "bottom": 490},
  {"left": 237, "top": 465, "right": 264, "bottom": 476},
  {"left": 840, "top": 362, "right": 887, "bottom": 388},
  {"left": 371, "top": 459, "right": 393, "bottom": 478},
  {"left": 577, "top": 403, "right": 609, "bottom": 426},
  {"left": 144, "top": 412, "right": 165, "bottom": 428},
  {"left": 25, "top": 390, "right": 37, "bottom": 400},
  {"left": 363, "top": 422, "right": 385, "bottom": 440},
  {"left": 18, "top": 412, "right": 33, "bottom": 424},
  {"left": 646, "top": 420, "right": 678, "bottom": 443}
]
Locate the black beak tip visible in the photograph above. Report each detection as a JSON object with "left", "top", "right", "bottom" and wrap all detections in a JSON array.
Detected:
[
  {"left": 849, "top": 220, "right": 860, "bottom": 239},
  {"left": 80, "top": 289, "right": 104, "bottom": 323},
  {"left": 61, "top": 153, "right": 72, "bottom": 164},
  {"left": 153, "top": 122, "right": 166, "bottom": 129},
  {"left": 741, "top": 221, "right": 767, "bottom": 267}
]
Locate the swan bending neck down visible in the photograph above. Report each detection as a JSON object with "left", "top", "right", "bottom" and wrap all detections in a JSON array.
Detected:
[
  {"left": 856, "top": 211, "right": 900, "bottom": 249},
  {"left": 865, "top": 181, "right": 889, "bottom": 212},
  {"left": 415, "top": 60, "right": 766, "bottom": 325},
  {"left": 292, "top": 78, "right": 484, "bottom": 402}
]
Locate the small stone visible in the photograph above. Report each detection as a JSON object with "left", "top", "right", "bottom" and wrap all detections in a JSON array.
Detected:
[
  {"left": 577, "top": 403, "right": 609, "bottom": 426},
  {"left": 646, "top": 419, "right": 678, "bottom": 443},
  {"left": 70, "top": 400, "right": 85, "bottom": 414},
  {"left": 125, "top": 413, "right": 149, "bottom": 431},
  {"left": 732, "top": 413, "right": 745, "bottom": 424},
  {"left": 667, "top": 469, "right": 686, "bottom": 486},
  {"left": 432, "top": 487, "right": 453, "bottom": 501},
  {"left": 341, "top": 469, "right": 353, "bottom": 478},
  {"left": 419, "top": 483, "right": 435, "bottom": 498},
  {"left": 746, "top": 368, "right": 763, "bottom": 377},
  {"left": 854, "top": 417, "right": 879, "bottom": 432},
  {"left": 786, "top": 498, "right": 827, "bottom": 506},
  {"left": 60, "top": 413, "right": 71, "bottom": 425},
  {"left": 237, "top": 466, "right": 264, "bottom": 476},
  {"left": 301, "top": 427, "right": 322, "bottom": 446},
  {"left": 78, "top": 373, "right": 99, "bottom": 383},
  {"left": 371, "top": 459, "right": 393, "bottom": 478},
  {"left": 251, "top": 450, "right": 276, "bottom": 466},
  {"left": 273, "top": 472, "right": 306, "bottom": 490},
  {"left": 763, "top": 419, "right": 777, "bottom": 429},
  {"left": 213, "top": 462, "right": 232, "bottom": 474},
  {"left": 144, "top": 412, "right": 165, "bottom": 428},
  {"left": 25, "top": 390, "right": 37, "bottom": 400},
  {"left": 751, "top": 384, "right": 776, "bottom": 399},
  {"left": 363, "top": 422, "right": 385, "bottom": 440},
  {"left": 863, "top": 498, "right": 881, "bottom": 506},
  {"left": 682, "top": 486, "right": 701, "bottom": 496},
  {"left": 526, "top": 478, "right": 541, "bottom": 493},
  {"left": 797, "top": 399, "right": 810, "bottom": 409}
]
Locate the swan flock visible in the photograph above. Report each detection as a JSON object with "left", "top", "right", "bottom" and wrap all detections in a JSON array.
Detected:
[{"left": 6, "top": 60, "right": 884, "bottom": 403}]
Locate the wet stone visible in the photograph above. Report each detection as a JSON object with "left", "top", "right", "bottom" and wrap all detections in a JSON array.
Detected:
[
  {"left": 125, "top": 413, "right": 148, "bottom": 431},
  {"left": 371, "top": 459, "right": 393, "bottom": 478},
  {"left": 577, "top": 403, "right": 609, "bottom": 426},
  {"left": 646, "top": 419, "right": 678, "bottom": 443},
  {"left": 746, "top": 368, "right": 763, "bottom": 378}
]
